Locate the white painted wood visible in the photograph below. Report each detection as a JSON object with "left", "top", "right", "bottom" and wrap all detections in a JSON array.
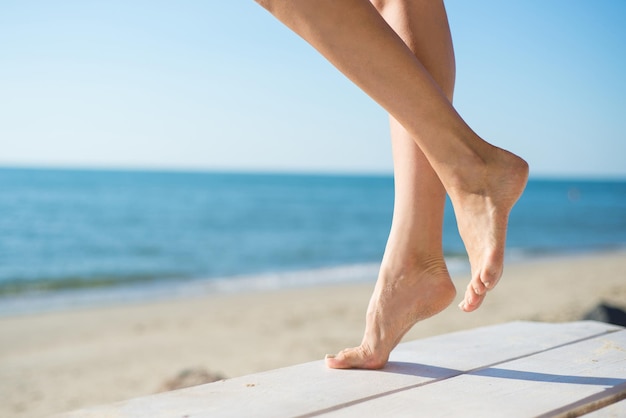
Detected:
[
  {"left": 324, "top": 329, "right": 626, "bottom": 418},
  {"left": 583, "top": 398, "right": 626, "bottom": 417},
  {"left": 52, "top": 321, "right": 623, "bottom": 418}
]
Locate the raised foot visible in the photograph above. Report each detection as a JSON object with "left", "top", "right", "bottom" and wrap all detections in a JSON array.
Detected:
[
  {"left": 325, "top": 260, "right": 456, "bottom": 369},
  {"left": 452, "top": 148, "right": 529, "bottom": 313}
]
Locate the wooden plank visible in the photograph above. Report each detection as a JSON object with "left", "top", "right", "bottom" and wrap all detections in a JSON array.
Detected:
[
  {"left": 583, "top": 398, "right": 626, "bottom": 417},
  {"left": 52, "top": 321, "right": 620, "bottom": 418},
  {"left": 323, "top": 329, "right": 626, "bottom": 418}
]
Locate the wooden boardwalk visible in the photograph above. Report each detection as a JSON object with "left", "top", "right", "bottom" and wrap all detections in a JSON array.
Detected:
[{"left": 54, "top": 321, "right": 626, "bottom": 417}]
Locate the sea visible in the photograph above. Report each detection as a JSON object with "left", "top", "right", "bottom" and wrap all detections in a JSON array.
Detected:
[{"left": 1, "top": 167, "right": 625, "bottom": 315}]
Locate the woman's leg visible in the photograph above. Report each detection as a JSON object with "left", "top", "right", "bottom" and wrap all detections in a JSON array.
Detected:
[
  {"left": 255, "top": 0, "right": 529, "bottom": 365},
  {"left": 326, "top": 0, "right": 457, "bottom": 369}
]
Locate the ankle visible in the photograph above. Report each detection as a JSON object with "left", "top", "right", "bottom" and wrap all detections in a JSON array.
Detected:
[{"left": 446, "top": 146, "right": 528, "bottom": 202}]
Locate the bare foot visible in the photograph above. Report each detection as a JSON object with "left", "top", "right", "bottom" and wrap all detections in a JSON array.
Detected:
[
  {"left": 449, "top": 147, "right": 529, "bottom": 312},
  {"left": 325, "top": 258, "right": 456, "bottom": 369}
]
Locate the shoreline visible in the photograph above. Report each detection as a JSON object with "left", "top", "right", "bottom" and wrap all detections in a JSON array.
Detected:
[
  {"left": 1, "top": 249, "right": 626, "bottom": 418},
  {"left": 2, "top": 246, "right": 623, "bottom": 319}
]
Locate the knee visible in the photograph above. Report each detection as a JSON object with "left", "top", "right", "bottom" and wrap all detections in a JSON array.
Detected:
[
  {"left": 369, "top": 0, "right": 387, "bottom": 13},
  {"left": 370, "top": 0, "right": 409, "bottom": 13}
]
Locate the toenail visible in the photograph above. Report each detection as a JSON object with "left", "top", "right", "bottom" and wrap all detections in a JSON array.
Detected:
[
  {"left": 325, "top": 354, "right": 336, "bottom": 359},
  {"left": 484, "top": 282, "right": 492, "bottom": 288}
]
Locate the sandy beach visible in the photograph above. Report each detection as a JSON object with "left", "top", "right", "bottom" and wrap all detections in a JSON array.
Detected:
[{"left": 1, "top": 250, "right": 625, "bottom": 418}]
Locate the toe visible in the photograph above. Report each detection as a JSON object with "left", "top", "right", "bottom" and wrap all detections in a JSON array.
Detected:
[
  {"left": 459, "top": 284, "right": 485, "bottom": 312},
  {"left": 325, "top": 346, "right": 386, "bottom": 369},
  {"left": 471, "top": 277, "right": 487, "bottom": 296},
  {"left": 325, "top": 349, "right": 362, "bottom": 369},
  {"left": 480, "top": 265, "right": 501, "bottom": 290}
]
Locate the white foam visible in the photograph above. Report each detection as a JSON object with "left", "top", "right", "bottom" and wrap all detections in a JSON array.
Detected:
[
  {"left": 0, "top": 257, "right": 471, "bottom": 317},
  {"left": 181, "top": 263, "right": 382, "bottom": 295}
]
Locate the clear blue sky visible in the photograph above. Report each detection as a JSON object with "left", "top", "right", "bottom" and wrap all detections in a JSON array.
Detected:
[{"left": 1, "top": 1, "right": 625, "bottom": 178}]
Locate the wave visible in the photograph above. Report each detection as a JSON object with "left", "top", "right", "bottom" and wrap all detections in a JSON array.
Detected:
[{"left": 0, "top": 256, "right": 472, "bottom": 317}]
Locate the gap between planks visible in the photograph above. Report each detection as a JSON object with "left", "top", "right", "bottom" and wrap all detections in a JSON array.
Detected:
[{"left": 295, "top": 326, "right": 624, "bottom": 418}]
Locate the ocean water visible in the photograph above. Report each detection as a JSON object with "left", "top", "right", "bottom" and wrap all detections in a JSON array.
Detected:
[{"left": 1, "top": 168, "right": 625, "bottom": 314}]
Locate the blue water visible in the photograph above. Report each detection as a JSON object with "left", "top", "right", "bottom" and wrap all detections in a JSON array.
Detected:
[{"left": 1, "top": 167, "right": 625, "bottom": 312}]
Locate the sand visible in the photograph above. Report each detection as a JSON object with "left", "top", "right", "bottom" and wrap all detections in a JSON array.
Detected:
[{"left": 1, "top": 250, "right": 625, "bottom": 418}]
